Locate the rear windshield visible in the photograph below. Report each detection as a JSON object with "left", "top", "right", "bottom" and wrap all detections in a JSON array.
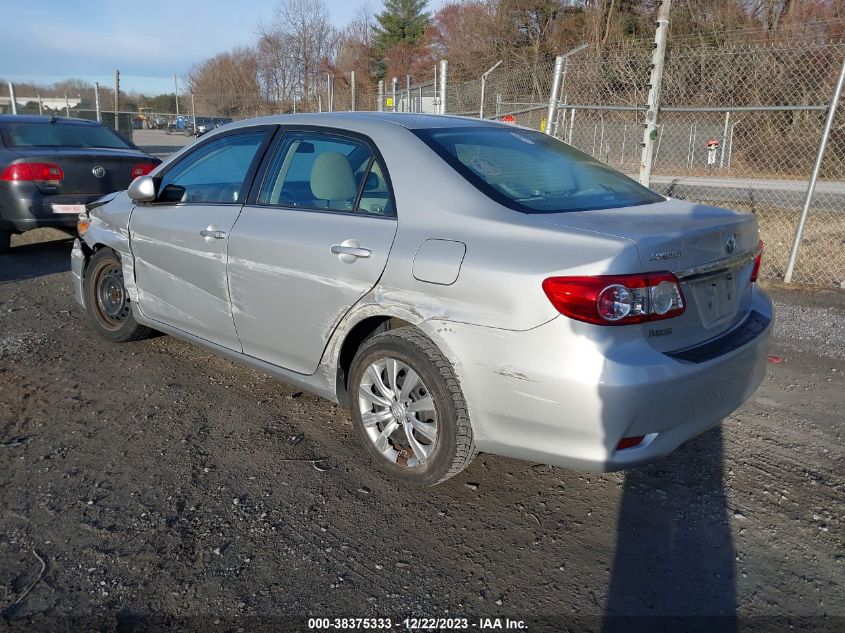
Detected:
[
  {"left": 414, "top": 126, "right": 664, "bottom": 213},
  {"left": 2, "top": 122, "right": 133, "bottom": 149}
]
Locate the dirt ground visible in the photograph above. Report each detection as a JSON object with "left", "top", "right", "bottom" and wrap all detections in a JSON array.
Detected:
[{"left": 0, "top": 230, "right": 843, "bottom": 632}]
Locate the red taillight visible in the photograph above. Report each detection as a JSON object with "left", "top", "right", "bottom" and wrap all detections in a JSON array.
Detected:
[
  {"left": 130, "top": 162, "right": 157, "bottom": 178},
  {"left": 750, "top": 240, "right": 763, "bottom": 282},
  {"left": 616, "top": 436, "right": 645, "bottom": 450},
  {"left": 0, "top": 162, "right": 64, "bottom": 182},
  {"left": 543, "top": 273, "right": 686, "bottom": 326}
]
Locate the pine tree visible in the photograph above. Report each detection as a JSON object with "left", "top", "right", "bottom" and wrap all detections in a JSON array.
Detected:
[{"left": 372, "top": 0, "right": 431, "bottom": 78}]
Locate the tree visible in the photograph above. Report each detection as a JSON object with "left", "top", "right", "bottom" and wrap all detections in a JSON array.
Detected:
[
  {"left": 372, "top": 0, "right": 432, "bottom": 78},
  {"left": 271, "top": 0, "right": 338, "bottom": 104},
  {"left": 187, "top": 48, "right": 263, "bottom": 117}
]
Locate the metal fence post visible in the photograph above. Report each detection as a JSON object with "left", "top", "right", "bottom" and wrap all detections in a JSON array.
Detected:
[
  {"left": 719, "top": 111, "right": 730, "bottom": 168},
  {"left": 350, "top": 71, "right": 356, "bottom": 111},
  {"left": 377, "top": 80, "right": 384, "bottom": 112},
  {"left": 191, "top": 92, "right": 196, "bottom": 133},
  {"left": 638, "top": 0, "right": 671, "bottom": 187},
  {"left": 114, "top": 69, "right": 120, "bottom": 131},
  {"left": 94, "top": 82, "right": 101, "bottom": 122},
  {"left": 546, "top": 44, "right": 587, "bottom": 135},
  {"left": 391, "top": 77, "right": 397, "bottom": 112},
  {"left": 7, "top": 83, "right": 17, "bottom": 115},
  {"left": 65, "top": 92, "right": 70, "bottom": 117},
  {"left": 480, "top": 60, "right": 502, "bottom": 119},
  {"left": 406, "top": 75, "right": 411, "bottom": 113},
  {"left": 37, "top": 92, "right": 43, "bottom": 116},
  {"left": 439, "top": 60, "right": 448, "bottom": 114},
  {"left": 784, "top": 53, "right": 845, "bottom": 283},
  {"left": 545, "top": 55, "right": 564, "bottom": 135}
]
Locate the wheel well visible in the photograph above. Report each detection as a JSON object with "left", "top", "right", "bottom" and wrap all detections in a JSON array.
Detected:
[{"left": 335, "top": 315, "right": 413, "bottom": 407}]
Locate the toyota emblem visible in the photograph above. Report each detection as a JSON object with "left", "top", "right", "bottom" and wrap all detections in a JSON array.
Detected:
[
  {"left": 92, "top": 166, "right": 106, "bottom": 178},
  {"left": 725, "top": 233, "right": 738, "bottom": 254}
]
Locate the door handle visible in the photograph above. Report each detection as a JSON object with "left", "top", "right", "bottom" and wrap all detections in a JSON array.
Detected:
[
  {"left": 331, "top": 240, "right": 371, "bottom": 263},
  {"left": 200, "top": 226, "right": 226, "bottom": 239},
  {"left": 331, "top": 245, "right": 371, "bottom": 258}
]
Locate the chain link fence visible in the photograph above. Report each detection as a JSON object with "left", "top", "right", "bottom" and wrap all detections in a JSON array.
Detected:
[{"left": 3, "top": 31, "right": 844, "bottom": 287}]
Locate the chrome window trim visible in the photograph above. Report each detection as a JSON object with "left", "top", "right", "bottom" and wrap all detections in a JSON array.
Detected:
[{"left": 675, "top": 248, "right": 757, "bottom": 282}]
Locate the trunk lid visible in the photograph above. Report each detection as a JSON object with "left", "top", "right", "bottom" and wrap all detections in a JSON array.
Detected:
[
  {"left": 534, "top": 198, "right": 759, "bottom": 351},
  {"left": 9, "top": 147, "right": 157, "bottom": 196}
]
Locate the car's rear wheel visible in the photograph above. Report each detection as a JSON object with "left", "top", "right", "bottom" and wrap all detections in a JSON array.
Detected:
[
  {"left": 83, "top": 249, "right": 152, "bottom": 343},
  {"left": 349, "top": 328, "right": 476, "bottom": 486},
  {"left": 0, "top": 230, "right": 10, "bottom": 254}
]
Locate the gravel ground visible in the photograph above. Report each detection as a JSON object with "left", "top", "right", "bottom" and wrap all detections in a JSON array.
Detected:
[{"left": 0, "top": 231, "right": 843, "bottom": 632}]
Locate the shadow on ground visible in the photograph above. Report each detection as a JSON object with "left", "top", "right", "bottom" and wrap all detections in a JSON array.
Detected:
[
  {"left": 603, "top": 426, "right": 737, "bottom": 632},
  {"left": 0, "top": 237, "right": 73, "bottom": 284}
]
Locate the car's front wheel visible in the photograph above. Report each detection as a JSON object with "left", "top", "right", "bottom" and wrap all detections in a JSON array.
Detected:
[
  {"left": 349, "top": 328, "right": 476, "bottom": 486},
  {"left": 83, "top": 248, "right": 153, "bottom": 343}
]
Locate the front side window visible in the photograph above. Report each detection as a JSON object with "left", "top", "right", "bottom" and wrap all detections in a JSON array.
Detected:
[
  {"left": 258, "top": 132, "right": 395, "bottom": 216},
  {"left": 158, "top": 130, "right": 267, "bottom": 204},
  {"left": 414, "top": 126, "right": 664, "bottom": 213}
]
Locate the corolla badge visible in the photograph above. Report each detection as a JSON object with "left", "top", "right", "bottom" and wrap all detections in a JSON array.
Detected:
[
  {"left": 649, "top": 250, "right": 683, "bottom": 261},
  {"left": 92, "top": 166, "right": 106, "bottom": 178},
  {"left": 725, "top": 233, "right": 738, "bottom": 254}
]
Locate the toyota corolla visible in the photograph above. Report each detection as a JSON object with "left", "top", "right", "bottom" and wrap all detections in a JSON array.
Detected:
[{"left": 70, "top": 113, "right": 772, "bottom": 486}]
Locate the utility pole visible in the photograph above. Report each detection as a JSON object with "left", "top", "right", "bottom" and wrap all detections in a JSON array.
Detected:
[
  {"left": 94, "top": 82, "right": 101, "bottom": 122},
  {"left": 114, "top": 69, "right": 120, "bottom": 131},
  {"left": 173, "top": 74, "right": 179, "bottom": 116},
  {"left": 377, "top": 80, "right": 384, "bottom": 112},
  {"left": 639, "top": 0, "right": 671, "bottom": 187},
  {"left": 350, "top": 70, "right": 356, "bottom": 111}
]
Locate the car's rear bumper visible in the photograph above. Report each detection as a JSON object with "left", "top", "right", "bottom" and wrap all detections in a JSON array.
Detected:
[
  {"left": 0, "top": 186, "right": 101, "bottom": 232},
  {"left": 71, "top": 238, "right": 85, "bottom": 307},
  {"left": 423, "top": 285, "right": 773, "bottom": 472}
]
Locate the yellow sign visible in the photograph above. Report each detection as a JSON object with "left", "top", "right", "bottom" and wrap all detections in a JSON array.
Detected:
[{"left": 386, "top": 98, "right": 394, "bottom": 107}]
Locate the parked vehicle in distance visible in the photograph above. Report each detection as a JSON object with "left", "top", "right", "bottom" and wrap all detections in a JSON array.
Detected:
[
  {"left": 71, "top": 113, "right": 772, "bottom": 485},
  {"left": 149, "top": 115, "right": 168, "bottom": 130},
  {"left": 194, "top": 117, "right": 216, "bottom": 137},
  {"left": 0, "top": 115, "right": 160, "bottom": 253},
  {"left": 165, "top": 116, "right": 191, "bottom": 135}
]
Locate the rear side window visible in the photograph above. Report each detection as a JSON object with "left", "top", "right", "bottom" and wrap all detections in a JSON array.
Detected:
[
  {"left": 2, "top": 122, "right": 132, "bottom": 149},
  {"left": 257, "top": 131, "right": 395, "bottom": 217},
  {"left": 415, "top": 126, "right": 663, "bottom": 213}
]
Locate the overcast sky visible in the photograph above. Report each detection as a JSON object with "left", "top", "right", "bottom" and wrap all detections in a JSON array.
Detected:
[{"left": 1, "top": 0, "right": 445, "bottom": 94}]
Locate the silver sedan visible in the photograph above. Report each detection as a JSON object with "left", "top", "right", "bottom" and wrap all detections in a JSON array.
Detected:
[{"left": 71, "top": 113, "right": 772, "bottom": 485}]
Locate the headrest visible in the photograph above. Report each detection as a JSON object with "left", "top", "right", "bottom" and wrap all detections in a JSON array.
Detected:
[{"left": 310, "top": 152, "right": 357, "bottom": 201}]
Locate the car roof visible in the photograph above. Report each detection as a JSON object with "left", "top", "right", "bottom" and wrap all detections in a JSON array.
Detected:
[
  {"left": 223, "top": 112, "right": 508, "bottom": 134},
  {"left": 0, "top": 114, "right": 102, "bottom": 126}
]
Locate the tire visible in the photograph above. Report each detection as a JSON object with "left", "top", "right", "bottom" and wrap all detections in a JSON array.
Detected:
[
  {"left": 83, "top": 248, "right": 153, "bottom": 343},
  {"left": 0, "top": 230, "right": 10, "bottom": 254},
  {"left": 348, "top": 328, "right": 476, "bottom": 486}
]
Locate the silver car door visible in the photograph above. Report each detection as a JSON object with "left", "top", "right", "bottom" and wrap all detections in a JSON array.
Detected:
[
  {"left": 228, "top": 130, "right": 398, "bottom": 374},
  {"left": 129, "top": 128, "right": 273, "bottom": 349}
]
